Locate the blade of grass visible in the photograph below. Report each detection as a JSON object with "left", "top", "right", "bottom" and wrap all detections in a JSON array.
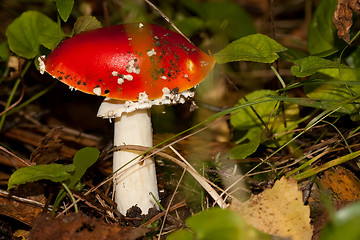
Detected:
[
  {"left": 268, "top": 95, "right": 353, "bottom": 115},
  {"left": 263, "top": 100, "right": 345, "bottom": 163},
  {"left": 271, "top": 65, "right": 286, "bottom": 88},
  {"left": 0, "top": 60, "right": 31, "bottom": 131},
  {"left": 0, "top": 78, "right": 21, "bottom": 131},
  {"left": 284, "top": 97, "right": 360, "bottom": 180},
  {"left": 322, "top": 120, "right": 352, "bottom": 153},
  {"left": 62, "top": 182, "right": 78, "bottom": 213},
  {"left": 294, "top": 149, "right": 360, "bottom": 181},
  {"left": 157, "top": 168, "right": 186, "bottom": 239},
  {"left": 111, "top": 98, "right": 274, "bottom": 176},
  {"left": 150, "top": 192, "right": 165, "bottom": 211},
  {"left": 5, "top": 82, "right": 57, "bottom": 116},
  {"left": 239, "top": 96, "right": 359, "bottom": 185},
  {"left": 285, "top": 148, "right": 330, "bottom": 178}
]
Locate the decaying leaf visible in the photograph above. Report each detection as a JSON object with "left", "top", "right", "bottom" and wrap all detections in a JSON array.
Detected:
[
  {"left": 0, "top": 189, "right": 44, "bottom": 226},
  {"left": 28, "top": 213, "right": 149, "bottom": 240},
  {"left": 333, "top": 0, "right": 360, "bottom": 43},
  {"left": 30, "top": 127, "right": 63, "bottom": 164},
  {"left": 320, "top": 166, "right": 360, "bottom": 201},
  {"left": 231, "top": 177, "right": 312, "bottom": 240},
  {"left": 13, "top": 229, "right": 29, "bottom": 239}
]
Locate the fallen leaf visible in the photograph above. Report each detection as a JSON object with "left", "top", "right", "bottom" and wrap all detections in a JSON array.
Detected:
[
  {"left": 13, "top": 229, "right": 29, "bottom": 239},
  {"left": 30, "top": 127, "right": 63, "bottom": 164},
  {"left": 28, "top": 213, "right": 149, "bottom": 240},
  {"left": 0, "top": 190, "right": 43, "bottom": 225},
  {"left": 231, "top": 177, "right": 312, "bottom": 240},
  {"left": 333, "top": 0, "right": 360, "bottom": 43},
  {"left": 320, "top": 166, "right": 360, "bottom": 201}
]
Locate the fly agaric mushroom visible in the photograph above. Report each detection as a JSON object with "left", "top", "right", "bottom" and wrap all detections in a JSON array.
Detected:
[{"left": 39, "top": 23, "right": 215, "bottom": 215}]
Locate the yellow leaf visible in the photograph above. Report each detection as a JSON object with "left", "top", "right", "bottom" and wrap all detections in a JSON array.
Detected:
[
  {"left": 230, "top": 177, "right": 312, "bottom": 240},
  {"left": 13, "top": 229, "right": 29, "bottom": 240}
]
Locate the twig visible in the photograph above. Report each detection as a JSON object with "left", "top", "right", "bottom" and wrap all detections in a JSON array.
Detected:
[
  {"left": 144, "top": 0, "right": 193, "bottom": 44},
  {"left": 0, "top": 189, "right": 51, "bottom": 210},
  {"left": 0, "top": 58, "right": 30, "bottom": 120},
  {"left": 142, "top": 200, "right": 187, "bottom": 227},
  {"left": 57, "top": 143, "right": 228, "bottom": 217},
  {"left": 169, "top": 146, "right": 227, "bottom": 208},
  {"left": 57, "top": 119, "right": 227, "bottom": 216},
  {"left": 158, "top": 168, "right": 186, "bottom": 239},
  {"left": 0, "top": 146, "right": 32, "bottom": 167}
]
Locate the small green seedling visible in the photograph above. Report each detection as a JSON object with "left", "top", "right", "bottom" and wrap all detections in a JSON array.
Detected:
[{"left": 8, "top": 147, "right": 100, "bottom": 213}]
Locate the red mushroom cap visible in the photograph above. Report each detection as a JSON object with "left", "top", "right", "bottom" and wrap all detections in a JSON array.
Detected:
[{"left": 44, "top": 23, "right": 215, "bottom": 101}]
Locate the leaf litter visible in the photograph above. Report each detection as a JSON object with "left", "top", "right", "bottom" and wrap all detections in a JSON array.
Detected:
[
  {"left": 230, "top": 177, "right": 313, "bottom": 240},
  {"left": 28, "top": 213, "right": 149, "bottom": 240}
]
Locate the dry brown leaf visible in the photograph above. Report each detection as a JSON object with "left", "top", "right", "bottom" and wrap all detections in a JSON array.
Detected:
[
  {"left": 333, "top": 0, "right": 360, "bottom": 43},
  {"left": 0, "top": 191, "right": 43, "bottom": 226},
  {"left": 320, "top": 166, "right": 360, "bottom": 201},
  {"left": 29, "top": 213, "right": 149, "bottom": 240},
  {"left": 230, "top": 177, "right": 312, "bottom": 240},
  {"left": 13, "top": 229, "right": 29, "bottom": 239},
  {"left": 30, "top": 127, "right": 64, "bottom": 164}
]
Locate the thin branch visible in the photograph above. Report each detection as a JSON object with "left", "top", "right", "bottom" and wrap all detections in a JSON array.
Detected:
[
  {"left": 0, "top": 146, "right": 32, "bottom": 167},
  {"left": 158, "top": 168, "right": 186, "bottom": 239},
  {"left": 144, "top": 0, "right": 193, "bottom": 44}
]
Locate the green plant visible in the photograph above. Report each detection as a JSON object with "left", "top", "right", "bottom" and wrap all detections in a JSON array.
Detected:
[
  {"left": 7, "top": 147, "right": 100, "bottom": 212},
  {"left": 321, "top": 201, "right": 360, "bottom": 240},
  {"left": 167, "top": 208, "right": 271, "bottom": 240},
  {"left": 3, "top": 0, "right": 360, "bottom": 238},
  {"left": 209, "top": 0, "right": 360, "bottom": 179}
]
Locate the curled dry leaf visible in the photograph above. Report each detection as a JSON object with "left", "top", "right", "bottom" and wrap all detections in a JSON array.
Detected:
[
  {"left": 230, "top": 177, "right": 313, "bottom": 240},
  {"left": 333, "top": 0, "right": 360, "bottom": 43},
  {"left": 30, "top": 127, "right": 63, "bottom": 164}
]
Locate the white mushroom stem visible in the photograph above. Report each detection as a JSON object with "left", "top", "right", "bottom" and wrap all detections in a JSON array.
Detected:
[
  {"left": 98, "top": 99, "right": 159, "bottom": 215},
  {"left": 97, "top": 89, "right": 196, "bottom": 215},
  {"left": 113, "top": 109, "right": 159, "bottom": 215}
]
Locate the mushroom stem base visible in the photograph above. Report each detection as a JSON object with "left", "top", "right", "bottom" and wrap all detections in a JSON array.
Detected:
[{"left": 113, "top": 109, "right": 159, "bottom": 215}]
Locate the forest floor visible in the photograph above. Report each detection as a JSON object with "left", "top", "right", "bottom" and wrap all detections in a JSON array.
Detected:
[{"left": 1, "top": 0, "right": 360, "bottom": 239}]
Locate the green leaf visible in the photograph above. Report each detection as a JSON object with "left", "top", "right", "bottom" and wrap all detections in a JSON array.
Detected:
[
  {"left": 307, "top": 0, "right": 338, "bottom": 56},
  {"left": 308, "top": 68, "right": 360, "bottom": 94},
  {"left": 200, "top": 1, "right": 256, "bottom": 39},
  {"left": 231, "top": 90, "right": 299, "bottom": 147},
  {"left": 291, "top": 56, "right": 346, "bottom": 77},
  {"left": 321, "top": 201, "right": 360, "bottom": 240},
  {"left": 167, "top": 229, "right": 194, "bottom": 240},
  {"left": 73, "top": 16, "right": 102, "bottom": 35},
  {"left": 6, "top": 11, "right": 64, "bottom": 58},
  {"left": 304, "top": 68, "right": 360, "bottom": 115},
  {"left": 169, "top": 208, "right": 271, "bottom": 240},
  {"left": 214, "top": 34, "right": 287, "bottom": 64},
  {"left": 0, "top": 41, "right": 9, "bottom": 62},
  {"left": 268, "top": 96, "right": 352, "bottom": 115},
  {"left": 53, "top": 0, "right": 74, "bottom": 22},
  {"left": 188, "top": 208, "right": 245, "bottom": 240},
  {"left": 180, "top": 0, "right": 256, "bottom": 39},
  {"left": 174, "top": 17, "right": 204, "bottom": 37},
  {"left": 52, "top": 147, "right": 99, "bottom": 212},
  {"left": 278, "top": 48, "right": 308, "bottom": 62},
  {"left": 227, "top": 135, "right": 261, "bottom": 159},
  {"left": 68, "top": 147, "right": 100, "bottom": 188},
  {"left": 7, "top": 164, "right": 75, "bottom": 190},
  {"left": 230, "top": 90, "right": 278, "bottom": 130}
]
